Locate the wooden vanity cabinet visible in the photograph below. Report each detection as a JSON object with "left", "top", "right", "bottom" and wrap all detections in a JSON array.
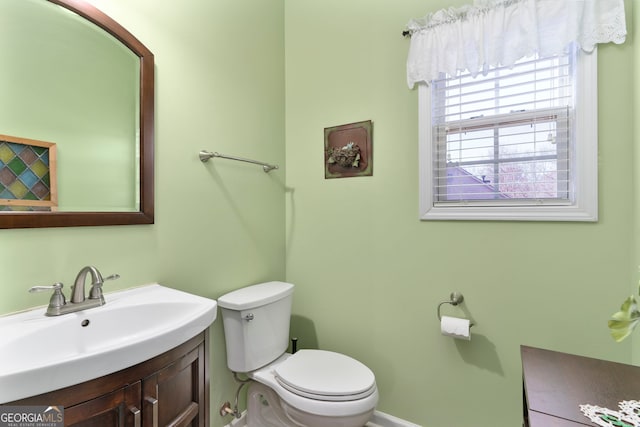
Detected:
[
  {"left": 8, "top": 330, "right": 210, "bottom": 427},
  {"left": 62, "top": 382, "right": 142, "bottom": 427}
]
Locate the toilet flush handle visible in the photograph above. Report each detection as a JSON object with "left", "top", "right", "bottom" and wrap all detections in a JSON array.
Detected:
[{"left": 244, "top": 313, "right": 254, "bottom": 322}]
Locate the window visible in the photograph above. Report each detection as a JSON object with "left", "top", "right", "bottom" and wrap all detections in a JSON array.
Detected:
[{"left": 419, "top": 43, "right": 598, "bottom": 221}]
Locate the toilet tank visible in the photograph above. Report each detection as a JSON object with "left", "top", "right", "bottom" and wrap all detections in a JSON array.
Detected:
[{"left": 218, "top": 281, "right": 294, "bottom": 372}]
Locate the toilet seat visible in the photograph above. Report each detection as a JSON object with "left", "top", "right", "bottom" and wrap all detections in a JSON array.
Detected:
[{"left": 274, "top": 350, "right": 376, "bottom": 402}]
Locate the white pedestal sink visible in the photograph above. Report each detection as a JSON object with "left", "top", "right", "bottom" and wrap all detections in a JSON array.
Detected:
[{"left": 0, "top": 284, "right": 217, "bottom": 403}]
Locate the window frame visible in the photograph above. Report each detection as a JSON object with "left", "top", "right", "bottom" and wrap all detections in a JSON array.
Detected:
[{"left": 418, "top": 48, "right": 598, "bottom": 222}]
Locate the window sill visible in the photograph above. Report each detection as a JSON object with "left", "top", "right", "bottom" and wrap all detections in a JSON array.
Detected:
[{"left": 419, "top": 204, "right": 598, "bottom": 222}]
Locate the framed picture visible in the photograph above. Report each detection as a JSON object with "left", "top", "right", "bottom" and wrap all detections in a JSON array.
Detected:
[
  {"left": 324, "top": 120, "right": 373, "bottom": 179},
  {"left": 0, "top": 134, "right": 57, "bottom": 211}
]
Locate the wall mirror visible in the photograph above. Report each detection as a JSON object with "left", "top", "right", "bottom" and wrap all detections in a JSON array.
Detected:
[{"left": 0, "top": 0, "right": 154, "bottom": 228}]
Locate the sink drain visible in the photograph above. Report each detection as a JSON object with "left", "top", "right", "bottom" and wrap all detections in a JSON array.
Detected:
[{"left": 81, "top": 319, "right": 90, "bottom": 327}]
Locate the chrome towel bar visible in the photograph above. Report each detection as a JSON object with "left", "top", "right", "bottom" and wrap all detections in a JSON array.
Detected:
[{"left": 199, "top": 150, "right": 279, "bottom": 173}]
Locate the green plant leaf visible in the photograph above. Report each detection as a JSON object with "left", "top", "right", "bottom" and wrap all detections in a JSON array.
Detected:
[{"left": 608, "top": 296, "right": 640, "bottom": 342}]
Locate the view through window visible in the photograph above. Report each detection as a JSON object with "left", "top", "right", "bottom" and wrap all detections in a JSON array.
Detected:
[{"left": 431, "top": 46, "right": 575, "bottom": 205}]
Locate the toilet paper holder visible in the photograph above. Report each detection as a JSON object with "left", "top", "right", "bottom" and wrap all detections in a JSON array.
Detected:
[{"left": 437, "top": 292, "right": 474, "bottom": 325}]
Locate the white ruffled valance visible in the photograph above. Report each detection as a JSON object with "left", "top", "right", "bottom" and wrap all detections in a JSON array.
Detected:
[{"left": 406, "top": 0, "right": 627, "bottom": 88}]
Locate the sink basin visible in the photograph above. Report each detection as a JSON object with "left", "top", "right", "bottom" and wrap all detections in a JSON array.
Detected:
[{"left": 0, "top": 284, "right": 217, "bottom": 403}]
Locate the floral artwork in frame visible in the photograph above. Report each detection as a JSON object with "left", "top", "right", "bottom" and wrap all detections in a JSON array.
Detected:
[{"left": 324, "top": 120, "right": 373, "bottom": 179}]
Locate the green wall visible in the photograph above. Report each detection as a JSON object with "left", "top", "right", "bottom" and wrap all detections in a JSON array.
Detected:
[
  {"left": 0, "top": 0, "right": 285, "bottom": 426},
  {"left": 284, "top": 0, "right": 635, "bottom": 426},
  {"left": 632, "top": 0, "right": 640, "bottom": 365},
  {"left": 0, "top": 1, "right": 637, "bottom": 426}
]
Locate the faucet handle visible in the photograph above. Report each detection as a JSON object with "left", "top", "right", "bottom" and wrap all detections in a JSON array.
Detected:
[
  {"left": 29, "top": 282, "right": 64, "bottom": 293},
  {"left": 103, "top": 274, "right": 121, "bottom": 282},
  {"left": 29, "top": 282, "right": 66, "bottom": 312},
  {"left": 89, "top": 273, "right": 120, "bottom": 300}
]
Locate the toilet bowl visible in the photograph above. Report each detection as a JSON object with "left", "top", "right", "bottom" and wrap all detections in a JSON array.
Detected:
[
  {"left": 248, "top": 352, "right": 378, "bottom": 426},
  {"left": 218, "top": 282, "right": 378, "bottom": 427}
]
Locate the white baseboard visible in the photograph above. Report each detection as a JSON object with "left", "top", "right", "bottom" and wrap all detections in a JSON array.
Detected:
[
  {"left": 369, "top": 411, "right": 422, "bottom": 427},
  {"left": 223, "top": 410, "right": 421, "bottom": 427}
]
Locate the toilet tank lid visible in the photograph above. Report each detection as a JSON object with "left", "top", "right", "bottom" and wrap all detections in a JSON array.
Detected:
[{"left": 218, "top": 281, "right": 294, "bottom": 310}]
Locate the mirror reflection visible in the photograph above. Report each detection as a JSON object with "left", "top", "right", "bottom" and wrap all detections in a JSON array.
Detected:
[
  {"left": 1, "top": 0, "right": 139, "bottom": 212},
  {"left": 0, "top": 0, "right": 154, "bottom": 228}
]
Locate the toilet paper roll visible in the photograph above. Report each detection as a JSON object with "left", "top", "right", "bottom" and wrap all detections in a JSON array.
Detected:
[{"left": 440, "top": 316, "right": 471, "bottom": 340}]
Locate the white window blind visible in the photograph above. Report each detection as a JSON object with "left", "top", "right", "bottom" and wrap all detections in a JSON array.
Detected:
[{"left": 431, "top": 47, "right": 575, "bottom": 206}]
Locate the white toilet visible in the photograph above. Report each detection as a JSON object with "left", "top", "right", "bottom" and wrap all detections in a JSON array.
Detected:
[{"left": 218, "top": 281, "right": 378, "bottom": 427}]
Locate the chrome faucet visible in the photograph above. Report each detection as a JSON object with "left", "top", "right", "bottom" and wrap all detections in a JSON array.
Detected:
[
  {"left": 29, "top": 266, "right": 120, "bottom": 316},
  {"left": 72, "top": 265, "right": 103, "bottom": 303}
]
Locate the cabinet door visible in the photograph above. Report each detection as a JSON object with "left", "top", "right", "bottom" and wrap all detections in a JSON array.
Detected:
[
  {"left": 65, "top": 381, "right": 142, "bottom": 427},
  {"left": 142, "top": 345, "right": 206, "bottom": 427}
]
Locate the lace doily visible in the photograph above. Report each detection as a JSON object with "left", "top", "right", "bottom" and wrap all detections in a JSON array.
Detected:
[{"left": 580, "top": 400, "right": 640, "bottom": 427}]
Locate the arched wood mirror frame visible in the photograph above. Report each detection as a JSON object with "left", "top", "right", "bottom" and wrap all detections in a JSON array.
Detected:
[{"left": 1, "top": 0, "right": 154, "bottom": 229}]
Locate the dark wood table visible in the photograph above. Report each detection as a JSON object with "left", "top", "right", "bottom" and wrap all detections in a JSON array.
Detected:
[{"left": 521, "top": 345, "right": 640, "bottom": 427}]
